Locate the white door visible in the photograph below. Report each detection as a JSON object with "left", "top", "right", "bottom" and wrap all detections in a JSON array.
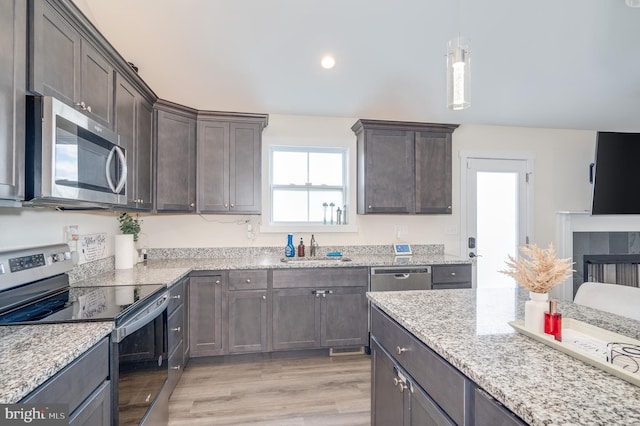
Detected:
[{"left": 462, "top": 156, "right": 533, "bottom": 289}]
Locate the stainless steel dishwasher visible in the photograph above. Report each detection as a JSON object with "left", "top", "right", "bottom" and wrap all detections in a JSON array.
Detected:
[
  {"left": 370, "top": 266, "right": 432, "bottom": 291},
  {"left": 367, "top": 266, "right": 432, "bottom": 352}
]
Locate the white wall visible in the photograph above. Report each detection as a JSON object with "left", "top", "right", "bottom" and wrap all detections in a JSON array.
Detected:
[
  {"left": 0, "top": 208, "right": 119, "bottom": 252},
  {"left": 0, "top": 115, "right": 595, "bottom": 255}
]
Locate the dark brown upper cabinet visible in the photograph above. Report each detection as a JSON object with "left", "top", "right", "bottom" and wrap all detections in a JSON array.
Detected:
[
  {"left": 197, "top": 112, "right": 268, "bottom": 214},
  {"left": 154, "top": 100, "right": 197, "bottom": 213},
  {"left": 30, "top": 0, "right": 114, "bottom": 128},
  {"left": 352, "top": 120, "right": 458, "bottom": 214},
  {"left": 0, "top": 0, "right": 26, "bottom": 206}
]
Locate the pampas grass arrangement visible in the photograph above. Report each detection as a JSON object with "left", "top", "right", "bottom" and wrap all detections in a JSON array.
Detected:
[{"left": 500, "top": 243, "right": 574, "bottom": 293}]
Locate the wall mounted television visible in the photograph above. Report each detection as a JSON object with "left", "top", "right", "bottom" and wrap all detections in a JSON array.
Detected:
[{"left": 591, "top": 131, "right": 640, "bottom": 215}]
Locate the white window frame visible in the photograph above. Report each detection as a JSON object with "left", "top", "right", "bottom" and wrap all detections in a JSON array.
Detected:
[{"left": 261, "top": 145, "right": 357, "bottom": 233}]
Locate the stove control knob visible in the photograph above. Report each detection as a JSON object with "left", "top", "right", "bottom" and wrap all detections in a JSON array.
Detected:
[{"left": 51, "top": 253, "right": 65, "bottom": 263}]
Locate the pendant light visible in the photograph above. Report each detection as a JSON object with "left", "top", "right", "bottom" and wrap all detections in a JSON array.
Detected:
[{"left": 446, "top": 34, "right": 471, "bottom": 110}]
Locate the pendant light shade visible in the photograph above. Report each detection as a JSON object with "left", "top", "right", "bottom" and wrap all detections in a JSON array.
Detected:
[{"left": 446, "top": 36, "right": 471, "bottom": 110}]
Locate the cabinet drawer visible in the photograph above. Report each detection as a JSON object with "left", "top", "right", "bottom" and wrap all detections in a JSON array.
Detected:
[
  {"left": 167, "top": 339, "right": 184, "bottom": 397},
  {"left": 22, "top": 338, "right": 109, "bottom": 414},
  {"left": 432, "top": 282, "right": 472, "bottom": 290},
  {"left": 168, "top": 304, "right": 184, "bottom": 355},
  {"left": 371, "top": 307, "right": 467, "bottom": 426},
  {"left": 273, "top": 268, "right": 367, "bottom": 289},
  {"left": 229, "top": 270, "right": 268, "bottom": 290},
  {"left": 168, "top": 280, "right": 185, "bottom": 314},
  {"left": 432, "top": 265, "right": 471, "bottom": 284}
]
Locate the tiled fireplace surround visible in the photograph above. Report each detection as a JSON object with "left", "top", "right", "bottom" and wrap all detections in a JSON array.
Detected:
[{"left": 556, "top": 212, "right": 640, "bottom": 300}]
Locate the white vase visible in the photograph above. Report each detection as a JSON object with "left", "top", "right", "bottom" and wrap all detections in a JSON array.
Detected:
[
  {"left": 524, "top": 291, "right": 548, "bottom": 334},
  {"left": 132, "top": 240, "right": 139, "bottom": 265},
  {"left": 114, "top": 234, "right": 134, "bottom": 269}
]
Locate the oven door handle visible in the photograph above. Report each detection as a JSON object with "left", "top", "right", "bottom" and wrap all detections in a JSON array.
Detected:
[{"left": 114, "top": 292, "right": 168, "bottom": 343}]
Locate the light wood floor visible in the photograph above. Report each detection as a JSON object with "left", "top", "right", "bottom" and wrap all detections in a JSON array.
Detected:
[{"left": 168, "top": 354, "right": 371, "bottom": 425}]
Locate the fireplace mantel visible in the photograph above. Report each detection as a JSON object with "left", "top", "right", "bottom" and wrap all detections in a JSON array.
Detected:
[{"left": 555, "top": 211, "right": 640, "bottom": 300}]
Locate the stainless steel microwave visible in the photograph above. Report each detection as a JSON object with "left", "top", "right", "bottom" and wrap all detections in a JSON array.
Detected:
[{"left": 25, "top": 96, "right": 127, "bottom": 207}]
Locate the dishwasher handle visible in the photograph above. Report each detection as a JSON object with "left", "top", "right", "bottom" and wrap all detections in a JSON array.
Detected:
[{"left": 370, "top": 266, "right": 432, "bottom": 275}]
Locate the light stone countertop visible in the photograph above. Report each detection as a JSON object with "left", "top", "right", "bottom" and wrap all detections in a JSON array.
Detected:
[
  {"left": 0, "top": 252, "right": 468, "bottom": 407},
  {"left": 0, "top": 322, "right": 114, "bottom": 404},
  {"left": 367, "top": 288, "right": 640, "bottom": 426},
  {"left": 69, "top": 253, "right": 469, "bottom": 288}
]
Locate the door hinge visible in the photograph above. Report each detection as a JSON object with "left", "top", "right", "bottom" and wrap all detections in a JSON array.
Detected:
[
  {"left": 526, "top": 173, "right": 531, "bottom": 183},
  {"left": 526, "top": 236, "right": 530, "bottom": 244}
]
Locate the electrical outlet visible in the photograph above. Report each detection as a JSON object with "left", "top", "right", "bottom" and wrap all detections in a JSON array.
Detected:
[
  {"left": 65, "top": 225, "right": 79, "bottom": 242},
  {"left": 445, "top": 225, "right": 458, "bottom": 235},
  {"left": 395, "top": 225, "right": 409, "bottom": 238}
]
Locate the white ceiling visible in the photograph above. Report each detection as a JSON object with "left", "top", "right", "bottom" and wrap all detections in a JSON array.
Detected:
[{"left": 75, "top": 0, "right": 640, "bottom": 131}]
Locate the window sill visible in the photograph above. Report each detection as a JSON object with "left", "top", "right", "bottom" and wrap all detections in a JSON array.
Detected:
[{"left": 260, "top": 222, "right": 358, "bottom": 234}]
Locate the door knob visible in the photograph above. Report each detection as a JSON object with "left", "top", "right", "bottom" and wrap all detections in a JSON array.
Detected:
[{"left": 469, "top": 252, "right": 482, "bottom": 258}]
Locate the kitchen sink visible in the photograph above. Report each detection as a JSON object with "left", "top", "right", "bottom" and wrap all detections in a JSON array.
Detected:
[{"left": 280, "top": 257, "right": 352, "bottom": 263}]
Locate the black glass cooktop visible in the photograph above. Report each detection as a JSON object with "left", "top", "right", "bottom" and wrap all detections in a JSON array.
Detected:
[{"left": 0, "top": 284, "right": 165, "bottom": 325}]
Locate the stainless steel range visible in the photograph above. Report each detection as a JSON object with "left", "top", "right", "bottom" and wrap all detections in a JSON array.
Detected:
[{"left": 0, "top": 244, "right": 169, "bottom": 426}]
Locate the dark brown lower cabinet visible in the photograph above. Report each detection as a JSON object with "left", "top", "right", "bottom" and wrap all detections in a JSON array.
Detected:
[
  {"left": 189, "top": 268, "right": 367, "bottom": 356},
  {"left": 272, "top": 288, "right": 321, "bottom": 350},
  {"left": 474, "top": 388, "right": 526, "bottom": 426},
  {"left": 189, "top": 274, "right": 224, "bottom": 357},
  {"left": 272, "top": 286, "right": 368, "bottom": 351},
  {"left": 371, "top": 340, "right": 454, "bottom": 426},
  {"left": 272, "top": 267, "right": 368, "bottom": 351},
  {"left": 22, "top": 338, "right": 111, "bottom": 426},
  {"left": 321, "top": 286, "right": 368, "bottom": 347},
  {"left": 228, "top": 289, "right": 268, "bottom": 353},
  {"left": 371, "top": 306, "right": 526, "bottom": 426}
]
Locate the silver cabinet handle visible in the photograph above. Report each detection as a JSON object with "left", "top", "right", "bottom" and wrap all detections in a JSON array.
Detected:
[
  {"left": 393, "top": 377, "right": 408, "bottom": 393},
  {"left": 230, "top": 203, "right": 234, "bottom": 208},
  {"left": 396, "top": 346, "right": 407, "bottom": 355},
  {"left": 171, "top": 294, "right": 181, "bottom": 300},
  {"left": 262, "top": 295, "right": 266, "bottom": 300},
  {"left": 215, "top": 279, "right": 221, "bottom": 285},
  {"left": 171, "top": 326, "right": 181, "bottom": 332},
  {"left": 171, "top": 365, "right": 181, "bottom": 370},
  {"left": 189, "top": 203, "right": 195, "bottom": 208},
  {"left": 450, "top": 272, "right": 456, "bottom": 276},
  {"left": 224, "top": 203, "right": 228, "bottom": 208},
  {"left": 246, "top": 279, "right": 251, "bottom": 284},
  {"left": 74, "top": 101, "right": 91, "bottom": 112}
]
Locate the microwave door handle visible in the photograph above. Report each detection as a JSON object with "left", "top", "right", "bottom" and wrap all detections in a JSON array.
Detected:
[
  {"left": 113, "top": 146, "right": 127, "bottom": 193},
  {"left": 105, "top": 147, "right": 117, "bottom": 192}
]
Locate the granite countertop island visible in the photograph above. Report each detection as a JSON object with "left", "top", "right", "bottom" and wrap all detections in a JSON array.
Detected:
[{"left": 367, "top": 288, "right": 640, "bottom": 425}]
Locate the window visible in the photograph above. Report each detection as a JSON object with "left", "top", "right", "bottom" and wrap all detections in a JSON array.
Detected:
[{"left": 270, "top": 146, "right": 347, "bottom": 224}]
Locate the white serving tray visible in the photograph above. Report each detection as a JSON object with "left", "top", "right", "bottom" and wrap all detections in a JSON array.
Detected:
[{"left": 509, "top": 318, "right": 640, "bottom": 387}]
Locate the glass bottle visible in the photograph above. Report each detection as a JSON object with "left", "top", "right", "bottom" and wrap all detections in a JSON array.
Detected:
[
  {"left": 544, "top": 299, "right": 562, "bottom": 341},
  {"left": 285, "top": 233, "right": 295, "bottom": 257},
  {"left": 309, "top": 235, "right": 317, "bottom": 257},
  {"left": 297, "top": 238, "right": 305, "bottom": 257}
]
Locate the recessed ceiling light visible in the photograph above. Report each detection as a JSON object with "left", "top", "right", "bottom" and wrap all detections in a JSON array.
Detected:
[
  {"left": 626, "top": 0, "right": 640, "bottom": 6},
  {"left": 321, "top": 55, "right": 336, "bottom": 69}
]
